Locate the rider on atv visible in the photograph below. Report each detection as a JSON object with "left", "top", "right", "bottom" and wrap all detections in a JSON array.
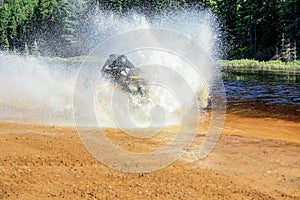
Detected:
[{"left": 101, "top": 54, "right": 147, "bottom": 98}]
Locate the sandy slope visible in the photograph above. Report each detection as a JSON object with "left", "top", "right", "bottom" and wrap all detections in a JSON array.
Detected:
[{"left": 0, "top": 114, "right": 299, "bottom": 199}]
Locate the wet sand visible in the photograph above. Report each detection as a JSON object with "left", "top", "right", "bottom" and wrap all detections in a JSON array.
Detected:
[{"left": 0, "top": 112, "right": 299, "bottom": 199}]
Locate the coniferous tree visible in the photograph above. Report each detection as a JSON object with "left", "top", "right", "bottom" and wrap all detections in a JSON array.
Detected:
[
  {"left": 4, "top": 37, "right": 10, "bottom": 52},
  {"left": 33, "top": 39, "right": 40, "bottom": 56},
  {"left": 24, "top": 42, "right": 29, "bottom": 55},
  {"left": 13, "top": 46, "right": 17, "bottom": 54},
  {"left": 0, "top": 0, "right": 298, "bottom": 59}
]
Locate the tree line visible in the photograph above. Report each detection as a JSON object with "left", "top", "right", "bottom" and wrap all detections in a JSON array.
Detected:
[{"left": 0, "top": 0, "right": 299, "bottom": 60}]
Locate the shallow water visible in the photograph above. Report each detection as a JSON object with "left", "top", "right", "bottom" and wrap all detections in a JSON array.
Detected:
[
  {"left": 224, "top": 80, "right": 300, "bottom": 106},
  {"left": 221, "top": 71, "right": 300, "bottom": 122}
]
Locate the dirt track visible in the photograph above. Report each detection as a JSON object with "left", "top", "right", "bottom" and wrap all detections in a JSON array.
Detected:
[{"left": 0, "top": 113, "right": 299, "bottom": 199}]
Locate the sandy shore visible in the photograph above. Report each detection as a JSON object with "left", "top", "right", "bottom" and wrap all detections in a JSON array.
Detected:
[{"left": 0, "top": 113, "right": 299, "bottom": 199}]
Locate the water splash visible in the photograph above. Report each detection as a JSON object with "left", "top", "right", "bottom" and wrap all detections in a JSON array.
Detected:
[
  {"left": 0, "top": 9, "right": 220, "bottom": 127},
  {"left": 0, "top": 53, "right": 75, "bottom": 125},
  {"left": 87, "top": 9, "right": 219, "bottom": 58}
]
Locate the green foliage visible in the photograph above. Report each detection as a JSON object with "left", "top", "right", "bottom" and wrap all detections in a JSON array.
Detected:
[
  {"left": 33, "top": 39, "right": 40, "bottom": 56},
  {"left": 24, "top": 42, "right": 29, "bottom": 55},
  {"left": 223, "top": 59, "right": 300, "bottom": 71},
  {"left": 13, "top": 46, "right": 17, "bottom": 53},
  {"left": 4, "top": 37, "right": 9, "bottom": 52},
  {"left": 0, "top": 0, "right": 298, "bottom": 59}
]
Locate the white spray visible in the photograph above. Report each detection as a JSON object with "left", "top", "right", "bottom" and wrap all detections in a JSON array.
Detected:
[{"left": 0, "top": 9, "right": 219, "bottom": 127}]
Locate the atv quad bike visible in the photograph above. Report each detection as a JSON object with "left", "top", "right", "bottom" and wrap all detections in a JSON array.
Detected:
[{"left": 101, "top": 54, "right": 148, "bottom": 102}]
